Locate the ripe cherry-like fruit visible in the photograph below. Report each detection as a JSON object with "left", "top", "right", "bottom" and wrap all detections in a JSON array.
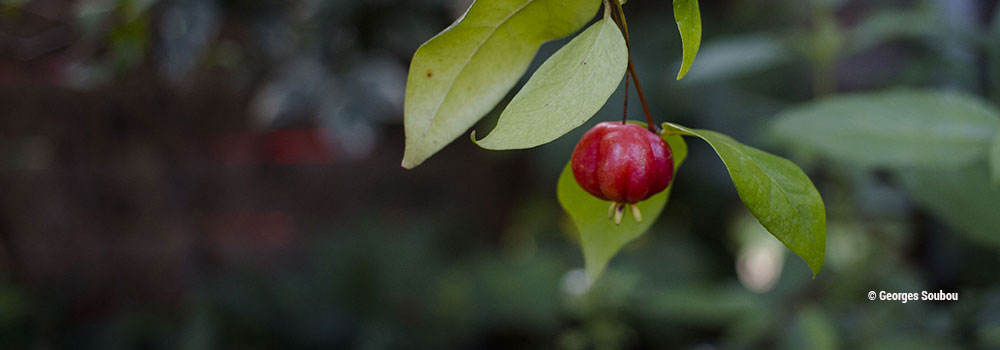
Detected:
[{"left": 571, "top": 122, "right": 674, "bottom": 225}]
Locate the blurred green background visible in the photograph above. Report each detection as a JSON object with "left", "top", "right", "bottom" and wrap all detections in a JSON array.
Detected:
[{"left": 1, "top": 0, "right": 1000, "bottom": 348}]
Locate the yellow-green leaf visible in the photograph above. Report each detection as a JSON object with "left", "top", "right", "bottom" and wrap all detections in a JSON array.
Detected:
[
  {"left": 475, "top": 8, "right": 627, "bottom": 150},
  {"left": 558, "top": 131, "right": 688, "bottom": 283},
  {"left": 402, "top": 0, "right": 601, "bottom": 168}
]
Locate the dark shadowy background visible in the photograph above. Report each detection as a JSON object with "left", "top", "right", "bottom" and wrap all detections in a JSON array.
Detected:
[{"left": 2, "top": 0, "right": 1000, "bottom": 348}]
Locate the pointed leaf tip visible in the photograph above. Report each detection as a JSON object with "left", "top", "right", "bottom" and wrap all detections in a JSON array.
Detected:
[
  {"left": 559, "top": 131, "right": 688, "bottom": 282},
  {"left": 663, "top": 122, "right": 826, "bottom": 277},
  {"left": 673, "top": 0, "right": 702, "bottom": 80}
]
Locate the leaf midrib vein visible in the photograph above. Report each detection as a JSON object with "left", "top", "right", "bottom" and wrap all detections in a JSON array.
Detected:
[
  {"left": 714, "top": 136, "right": 811, "bottom": 235},
  {"left": 519, "top": 17, "right": 611, "bottom": 117},
  {"left": 420, "top": 0, "right": 537, "bottom": 139}
]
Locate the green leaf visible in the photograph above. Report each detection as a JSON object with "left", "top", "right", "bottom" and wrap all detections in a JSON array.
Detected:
[
  {"left": 558, "top": 132, "right": 688, "bottom": 283},
  {"left": 475, "top": 9, "right": 627, "bottom": 150},
  {"left": 992, "top": 130, "right": 1000, "bottom": 185},
  {"left": 772, "top": 90, "right": 1000, "bottom": 168},
  {"left": 402, "top": 0, "right": 601, "bottom": 168},
  {"left": 673, "top": 0, "right": 702, "bottom": 80},
  {"left": 664, "top": 122, "right": 826, "bottom": 276},
  {"left": 897, "top": 166, "right": 1000, "bottom": 250}
]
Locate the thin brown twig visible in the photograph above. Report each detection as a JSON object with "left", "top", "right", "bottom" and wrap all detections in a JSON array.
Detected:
[
  {"left": 628, "top": 59, "right": 656, "bottom": 132},
  {"left": 622, "top": 68, "right": 629, "bottom": 124},
  {"left": 609, "top": 1, "right": 657, "bottom": 132},
  {"left": 614, "top": 1, "right": 629, "bottom": 124}
]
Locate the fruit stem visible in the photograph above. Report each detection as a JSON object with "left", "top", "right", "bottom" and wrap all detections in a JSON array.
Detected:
[
  {"left": 610, "top": 1, "right": 657, "bottom": 133},
  {"left": 628, "top": 60, "right": 656, "bottom": 132},
  {"left": 613, "top": 1, "right": 629, "bottom": 125},
  {"left": 613, "top": 0, "right": 630, "bottom": 43},
  {"left": 622, "top": 70, "right": 629, "bottom": 124}
]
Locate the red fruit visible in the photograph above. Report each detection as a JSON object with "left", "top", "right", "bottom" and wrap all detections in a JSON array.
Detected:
[{"left": 571, "top": 122, "right": 674, "bottom": 224}]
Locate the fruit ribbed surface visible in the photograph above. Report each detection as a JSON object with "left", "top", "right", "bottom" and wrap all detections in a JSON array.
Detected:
[{"left": 571, "top": 122, "right": 674, "bottom": 203}]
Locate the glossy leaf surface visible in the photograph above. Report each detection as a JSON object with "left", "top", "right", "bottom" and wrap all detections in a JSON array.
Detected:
[
  {"left": 665, "top": 123, "right": 826, "bottom": 276},
  {"left": 673, "top": 0, "right": 702, "bottom": 80}
]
